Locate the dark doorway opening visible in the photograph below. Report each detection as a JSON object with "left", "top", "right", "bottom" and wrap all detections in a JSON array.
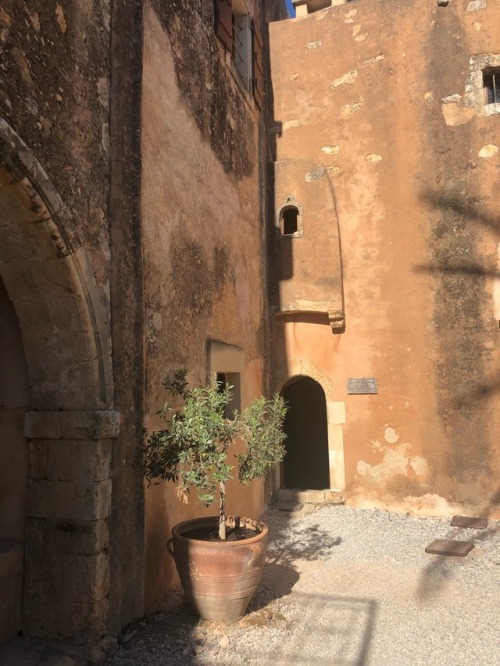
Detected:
[
  {"left": 0, "top": 276, "right": 29, "bottom": 644},
  {"left": 281, "top": 206, "right": 299, "bottom": 235},
  {"left": 281, "top": 376, "right": 330, "bottom": 490}
]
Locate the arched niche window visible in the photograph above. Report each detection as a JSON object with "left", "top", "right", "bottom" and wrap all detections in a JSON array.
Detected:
[{"left": 277, "top": 202, "right": 303, "bottom": 238}]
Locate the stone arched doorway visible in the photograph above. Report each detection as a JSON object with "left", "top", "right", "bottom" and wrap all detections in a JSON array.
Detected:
[
  {"left": 281, "top": 376, "right": 330, "bottom": 490},
  {"left": 0, "top": 121, "right": 118, "bottom": 648},
  {"left": 0, "top": 276, "right": 29, "bottom": 643}
]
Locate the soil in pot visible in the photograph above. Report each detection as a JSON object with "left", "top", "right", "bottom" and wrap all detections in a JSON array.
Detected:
[{"left": 184, "top": 525, "right": 258, "bottom": 542}]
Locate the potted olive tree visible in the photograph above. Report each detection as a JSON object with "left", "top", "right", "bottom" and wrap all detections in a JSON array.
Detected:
[{"left": 143, "top": 369, "right": 287, "bottom": 622}]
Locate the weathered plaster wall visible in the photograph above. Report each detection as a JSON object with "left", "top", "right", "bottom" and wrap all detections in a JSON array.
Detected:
[
  {"left": 270, "top": 0, "right": 500, "bottom": 515},
  {"left": 0, "top": 0, "right": 111, "bottom": 267},
  {"left": 141, "top": 1, "right": 271, "bottom": 609}
]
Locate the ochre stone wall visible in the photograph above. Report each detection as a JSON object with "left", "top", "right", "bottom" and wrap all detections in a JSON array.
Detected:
[{"left": 270, "top": 0, "right": 500, "bottom": 515}]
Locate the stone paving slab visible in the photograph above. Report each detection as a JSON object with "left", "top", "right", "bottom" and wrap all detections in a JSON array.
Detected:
[
  {"left": 450, "top": 515, "right": 488, "bottom": 529},
  {"left": 425, "top": 539, "right": 475, "bottom": 557}
]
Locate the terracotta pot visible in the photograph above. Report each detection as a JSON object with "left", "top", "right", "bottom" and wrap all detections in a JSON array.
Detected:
[{"left": 168, "top": 515, "right": 268, "bottom": 622}]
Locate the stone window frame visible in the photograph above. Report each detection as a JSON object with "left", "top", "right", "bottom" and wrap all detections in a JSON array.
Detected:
[
  {"left": 277, "top": 197, "right": 304, "bottom": 238},
  {"left": 293, "top": 0, "right": 334, "bottom": 17},
  {"left": 208, "top": 341, "right": 244, "bottom": 418},
  {"left": 464, "top": 54, "right": 500, "bottom": 117}
]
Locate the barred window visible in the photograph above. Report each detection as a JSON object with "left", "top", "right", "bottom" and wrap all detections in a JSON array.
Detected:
[{"left": 483, "top": 69, "right": 500, "bottom": 105}]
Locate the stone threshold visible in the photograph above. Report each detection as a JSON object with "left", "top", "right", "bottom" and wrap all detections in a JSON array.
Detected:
[
  {"left": 273, "top": 488, "right": 346, "bottom": 505},
  {"left": 272, "top": 488, "right": 346, "bottom": 517}
]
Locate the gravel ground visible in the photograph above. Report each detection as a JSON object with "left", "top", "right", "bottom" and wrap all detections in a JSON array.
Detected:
[{"left": 107, "top": 504, "right": 500, "bottom": 666}]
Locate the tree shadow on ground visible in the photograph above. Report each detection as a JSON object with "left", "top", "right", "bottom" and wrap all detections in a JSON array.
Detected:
[
  {"left": 266, "top": 518, "right": 343, "bottom": 566},
  {"left": 246, "top": 516, "right": 342, "bottom": 613}
]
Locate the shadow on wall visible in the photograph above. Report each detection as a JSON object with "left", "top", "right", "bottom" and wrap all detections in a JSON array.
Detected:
[
  {"left": 411, "top": 187, "right": 500, "bottom": 495},
  {"left": 414, "top": 189, "right": 500, "bottom": 409}
]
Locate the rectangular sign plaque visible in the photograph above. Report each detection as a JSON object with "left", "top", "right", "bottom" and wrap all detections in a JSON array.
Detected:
[{"left": 347, "top": 378, "right": 378, "bottom": 395}]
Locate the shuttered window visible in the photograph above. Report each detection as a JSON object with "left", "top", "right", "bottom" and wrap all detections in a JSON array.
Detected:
[
  {"left": 215, "top": 0, "right": 233, "bottom": 52},
  {"left": 214, "top": 0, "right": 264, "bottom": 109},
  {"left": 252, "top": 20, "right": 264, "bottom": 109}
]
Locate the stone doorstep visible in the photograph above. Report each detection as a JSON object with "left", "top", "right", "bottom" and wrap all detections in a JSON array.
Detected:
[
  {"left": 272, "top": 489, "right": 346, "bottom": 518},
  {"left": 273, "top": 488, "right": 346, "bottom": 505},
  {"left": 274, "top": 501, "right": 316, "bottom": 518}
]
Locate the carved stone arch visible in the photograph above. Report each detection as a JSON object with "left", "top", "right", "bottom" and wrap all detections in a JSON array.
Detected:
[
  {"left": 0, "top": 119, "right": 118, "bottom": 647},
  {"left": 0, "top": 118, "right": 112, "bottom": 409}
]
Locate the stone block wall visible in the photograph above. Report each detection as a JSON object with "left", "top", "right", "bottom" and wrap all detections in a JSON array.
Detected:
[{"left": 22, "top": 410, "right": 119, "bottom": 643}]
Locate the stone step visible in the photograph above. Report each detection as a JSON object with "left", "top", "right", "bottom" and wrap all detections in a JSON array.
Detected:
[
  {"left": 0, "top": 539, "right": 24, "bottom": 646},
  {"left": 273, "top": 488, "right": 346, "bottom": 505}
]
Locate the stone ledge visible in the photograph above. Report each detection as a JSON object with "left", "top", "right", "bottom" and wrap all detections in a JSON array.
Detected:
[{"left": 24, "top": 410, "right": 120, "bottom": 440}]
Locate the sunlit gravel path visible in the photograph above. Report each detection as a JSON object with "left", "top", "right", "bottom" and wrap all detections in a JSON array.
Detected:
[{"left": 106, "top": 504, "right": 500, "bottom": 666}]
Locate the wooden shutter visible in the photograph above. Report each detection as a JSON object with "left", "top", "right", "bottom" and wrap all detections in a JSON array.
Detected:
[
  {"left": 215, "top": 0, "right": 233, "bottom": 52},
  {"left": 252, "top": 19, "right": 264, "bottom": 109}
]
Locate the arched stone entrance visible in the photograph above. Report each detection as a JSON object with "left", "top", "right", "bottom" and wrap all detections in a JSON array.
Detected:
[
  {"left": 0, "top": 276, "right": 29, "bottom": 643},
  {"left": 281, "top": 376, "right": 330, "bottom": 490},
  {"left": 0, "top": 120, "right": 118, "bottom": 647}
]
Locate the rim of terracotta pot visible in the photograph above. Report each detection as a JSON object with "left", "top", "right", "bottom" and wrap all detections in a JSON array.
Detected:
[{"left": 172, "top": 515, "right": 268, "bottom": 546}]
